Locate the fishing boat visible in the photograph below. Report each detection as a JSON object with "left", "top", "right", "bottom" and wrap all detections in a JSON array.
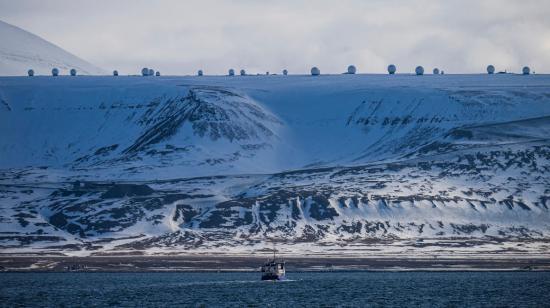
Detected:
[{"left": 260, "top": 250, "right": 285, "bottom": 281}]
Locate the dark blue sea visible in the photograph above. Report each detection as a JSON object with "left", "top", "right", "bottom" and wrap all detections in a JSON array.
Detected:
[{"left": 1, "top": 271, "right": 549, "bottom": 307}]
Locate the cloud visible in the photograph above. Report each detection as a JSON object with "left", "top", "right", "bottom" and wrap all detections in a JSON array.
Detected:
[{"left": 1, "top": 0, "right": 549, "bottom": 74}]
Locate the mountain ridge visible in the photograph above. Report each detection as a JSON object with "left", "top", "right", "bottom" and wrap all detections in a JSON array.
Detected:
[{"left": 0, "top": 20, "right": 105, "bottom": 76}]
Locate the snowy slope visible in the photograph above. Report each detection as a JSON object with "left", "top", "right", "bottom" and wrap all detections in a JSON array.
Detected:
[
  {"left": 1, "top": 74, "right": 549, "bottom": 178},
  {"left": 0, "top": 73, "right": 549, "bottom": 257},
  {"left": 0, "top": 20, "right": 104, "bottom": 76}
]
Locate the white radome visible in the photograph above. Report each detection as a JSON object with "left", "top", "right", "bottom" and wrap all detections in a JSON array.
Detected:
[
  {"left": 415, "top": 66, "right": 424, "bottom": 75},
  {"left": 52, "top": 68, "right": 59, "bottom": 76},
  {"left": 141, "top": 67, "right": 149, "bottom": 76},
  {"left": 347, "top": 65, "right": 356, "bottom": 74},
  {"left": 70, "top": 69, "right": 77, "bottom": 76},
  {"left": 311, "top": 67, "right": 320, "bottom": 76},
  {"left": 487, "top": 65, "right": 495, "bottom": 74},
  {"left": 388, "top": 64, "right": 396, "bottom": 74},
  {"left": 522, "top": 66, "right": 530, "bottom": 75},
  {"left": 229, "top": 69, "right": 235, "bottom": 76},
  {"left": 27, "top": 69, "right": 34, "bottom": 76},
  {"left": 433, "top": 68, "right": 439, "bottom": 75}
]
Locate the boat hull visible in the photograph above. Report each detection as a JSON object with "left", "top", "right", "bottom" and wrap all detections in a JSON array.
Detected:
[{"left": 261, "top": 273, "right": 285, "bottom": 281}]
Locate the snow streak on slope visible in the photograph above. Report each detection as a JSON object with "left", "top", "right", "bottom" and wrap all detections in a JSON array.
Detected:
[{"left": 0, "top": 20, "right": 104, "bottom": 76}]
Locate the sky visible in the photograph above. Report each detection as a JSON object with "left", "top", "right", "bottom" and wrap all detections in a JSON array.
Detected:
[{"left": 1, "top": 0, "right": 549, "bottom": 75}]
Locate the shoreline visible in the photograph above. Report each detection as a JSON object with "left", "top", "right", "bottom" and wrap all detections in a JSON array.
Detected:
[{"left": 2, "top": 255, "right": 550, "bottom": 272}]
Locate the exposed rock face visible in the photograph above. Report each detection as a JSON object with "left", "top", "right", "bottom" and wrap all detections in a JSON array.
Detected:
[{"left": 101, "top": 184, "right": 154, "bottom": 199}]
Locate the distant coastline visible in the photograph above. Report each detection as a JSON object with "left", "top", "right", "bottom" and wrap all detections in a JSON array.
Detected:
[{"left": 1, "top": 255, "right": 549, "bottom": 272}]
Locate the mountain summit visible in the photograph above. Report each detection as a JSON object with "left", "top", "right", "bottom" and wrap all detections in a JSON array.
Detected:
[{"left": 0, "top": 20, "right": 104, "bottom": 76}]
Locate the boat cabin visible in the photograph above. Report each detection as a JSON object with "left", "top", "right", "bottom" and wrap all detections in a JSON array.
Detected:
[{"left": 261, "top": 259, "right": 285, "bottom": 280}]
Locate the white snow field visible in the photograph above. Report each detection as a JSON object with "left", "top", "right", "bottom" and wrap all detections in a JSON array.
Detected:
[
  {"left": 0, "top": 73, "right": 549, "bottom": 257},
  {"left": 0, "top": 20, "right": 104, "bottom": 76}
]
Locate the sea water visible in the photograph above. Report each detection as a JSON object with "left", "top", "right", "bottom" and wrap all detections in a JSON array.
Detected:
[{"left": 1, "top": 271, "right": 549, "bottom": 307}]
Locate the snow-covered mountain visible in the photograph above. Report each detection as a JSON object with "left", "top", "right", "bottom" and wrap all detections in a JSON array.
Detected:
[
  {"left": 0, "top": 74, "right": 549, "bottom": 257},
  {"left": 0, "top": 20, "right": 104, "bottom": 76}
]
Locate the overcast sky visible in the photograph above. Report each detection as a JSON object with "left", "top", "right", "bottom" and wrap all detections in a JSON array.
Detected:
[{"left": 1, "top": 0, "right": 549, "bottom": 75}]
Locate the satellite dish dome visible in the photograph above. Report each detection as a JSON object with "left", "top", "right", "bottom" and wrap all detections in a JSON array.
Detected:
[
  {"left": 52, "top": 68, "right": 59, "bottom": 76},
  {"left": 522, "top": 66, "right": 530, "bottom": 75},
  {"left": 148, "top": 69, "right": 154, "bottom": 76},
  {"left": 311, "top": 67, "right": 320, "bottom": 76},
  {"left": 415, "top": 66, "right": 424, "bottom": 75},
  {"left": 113, "top": 70, "right": 119, "bottom": 76},
  {"left": 228, "top": 69, "right": 235, "bottom": 76},
  {"left": 141, "top": 67, "right": 149, "bottom": 76},
  {"left": 387, "top": 64, "right": 396, "bottom": 75},
  {"left": 155, "top": 71, "right": 160, "bottom": 76},
  {"left": 283, "top": 69, "right": 288, "bottom": 75},
  {"left": 198, "top": 70, "right": 203, "bottom": 76},
  {"left": 240, "top": 69, "right": 246, "bottom": 76},
  {"left": 27, "top": 69, "right": 34, "bottom": 77},
  {"left": 347, "top": 65, "right": 356, "bottom": 74},
  {"left": 487, "top": 65, "right": 495, "bottom": 74},
  {"left": 70, "top": 69, "right": 77, "bottom": 76},
  {"left": 433, "top": 68, "right": 439, "bottom": 75}
]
